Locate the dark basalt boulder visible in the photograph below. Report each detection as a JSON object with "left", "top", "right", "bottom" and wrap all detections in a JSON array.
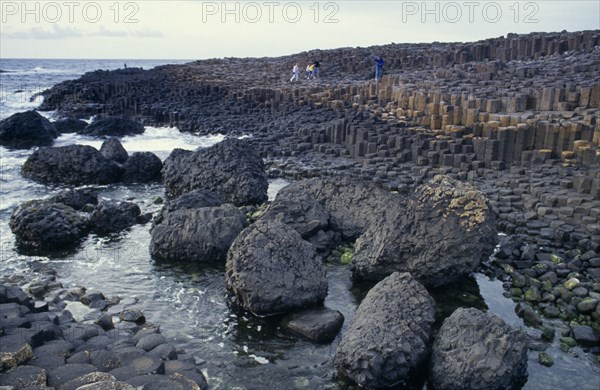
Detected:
[
  {"left": 430, "top": 307, "right": 528, "bottom": 390},
  {"left": 352, "top": 175, "right": 497, "bottom": 287},
  {"left": 0, "top": 110, "right": 59, "bottom": 149},
  {"left": 100, "top": 138, "right": 129, "bottom": 164},
  {"left": 122, "top": 152, "right": 163, "bottom": 183},
  {"left": 53, "top": 118, "right": 88, "bottom": 134},
  {"left": 9, "top": 201, "right": 90, "bottom": 252},
  {"left": 89, "top": 201, "right": 141, "bottom": 235},
  {"left": 278, "top": 177, "right": 395, "bottom": 239},
  {"left": 281, "top": 307, "right": 344, "bottom": 343},
  {"left": 334, "top": 272, "right": 435, "bottom": 389},
  {"left": 150, "top": 204, "right": 245, "bottom": 262},
  {"left": 80, "top": 117, "right": 144, "bottom": 137},
  {"left": 152, "top": 189, "right": 223, "bottom": 226},
  {"left": 23, "top": 145, "right": 123, "bottom": 185},
  {"left": 225, "top": 219, "right": 328, "bottom": 316},
  {"left": 162, "top": 138, "right": 268, "bottom": 206},
  {"left": 50, "top": 189, "right": 98, "bottom": 211}
]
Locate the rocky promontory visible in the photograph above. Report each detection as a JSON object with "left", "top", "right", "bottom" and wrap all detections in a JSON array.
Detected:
[{"left": 11, "top": 29, "right": 600, "bottom": 388}]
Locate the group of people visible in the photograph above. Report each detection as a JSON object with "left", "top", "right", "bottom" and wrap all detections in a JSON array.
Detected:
[
  {"left": 289, "top": 55, "right": 385, "bottom": 83},
  {"left": 290, "top": 61, "right": 321, "bottom": 82}
]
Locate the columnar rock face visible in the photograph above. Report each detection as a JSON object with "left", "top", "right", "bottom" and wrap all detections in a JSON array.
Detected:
[
  {"left": 162, "top": 139, "right": 268, "bottom": 206},
  {"left": 430, "top": 307, "right": 528, "bottom": 390},
  {"left": 150, "top": 204, "right": 246, "bottom": 262},
  {"left": 22, "top": 145, "right": 123, "bottom": 185},
  {"left": 9, "top": 201, "right": 90, "bottom": 251},
  {"left": 334, "top": 272, "right": 435, "bottom": 388},
  {"left": 352, "top": 175, "right": 497, "bottom": 287},
  {"left": 225, "top": 219, "right": 328, "bottom": 316},
  {"left": 0, "top": 111, "right": 59, "bottom": 149}
]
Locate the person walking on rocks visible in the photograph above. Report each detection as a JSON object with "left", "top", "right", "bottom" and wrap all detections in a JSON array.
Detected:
[
  {"left": 313, "top": 61, "right": 321, "bottom": 78},
  {"left": 374, "top": 56, "right": 384, "bottom": 81},
  {"left": 290, "top": 63, "right": 299, "bottom": 82},
  {"left": 306, "top": 63, "right": 315, "bottom": 79}
]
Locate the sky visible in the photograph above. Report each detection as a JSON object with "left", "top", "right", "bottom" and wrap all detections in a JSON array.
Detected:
[{"left": 0, "top": 0, "right": 599, "bottom": 59}]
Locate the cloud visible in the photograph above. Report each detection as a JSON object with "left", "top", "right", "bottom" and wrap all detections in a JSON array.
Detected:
[
  {"left": 2, "top": 25, "right": 164, "bottom": 40},
  {"left": 88, "top": 25, "right": 128, "bottom": 37},
  {"left": 131, "top": 29, "right": 164, "bottom": 38},
  {"left": 2, "top": 25, "right": 84, "bottom": 39}
]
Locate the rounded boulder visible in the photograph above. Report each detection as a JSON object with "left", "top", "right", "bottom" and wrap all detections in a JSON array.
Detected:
[
  {"left": 0, "top": 110, "right": 58, "bottom": 149},
  {"left": 430, "top": 307, "right": 528, "bottom": 390},
  {"left": 225, "top": 219, "right": 328, "bottom": 316},
  {"left": 334, "top": 272, "right": 435, "bottom": 388},
  {"left": 23, "top": 145, "right": 123, "bottom": 185}
]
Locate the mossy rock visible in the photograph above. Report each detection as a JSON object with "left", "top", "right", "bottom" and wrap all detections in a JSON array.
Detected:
[
  {"left": 564, "top": 278, "right": 580, "bottom": 290},
  {"left": 538, "top": 352, "right": 554, "bottom": 367},
  {"left": 559, "top": 336, "right": 576, "bottom": 347},
  {"left": 550, "top": 254, "right": 564, "bottom": 265},
  {"left": 525, "top": 287, "right": 541, "bottom": 303},
  {"left": 340, "top": 252, "right": 352, "bottom": 265},
  {"left": 510, "top": 288, "right": 523, "bottom": 298}
]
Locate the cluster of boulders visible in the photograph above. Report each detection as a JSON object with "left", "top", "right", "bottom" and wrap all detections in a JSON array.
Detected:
[
  {"left": 9, "top": 189, "right": 150, "bottom": 253},
  {"left": 0, "top": 278, "right": 208, "bottom": 389},
  {"left": 22, "top": 138, "right": 162, "bottom": 186},
  {"left": 0, "top": 112, "right": 145, "bottom": 150},
  {"left": 256, "top": 175, "right": 497, "bottom": 288}
]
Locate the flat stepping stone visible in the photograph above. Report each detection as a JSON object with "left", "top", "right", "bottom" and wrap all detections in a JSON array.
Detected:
[
  {"left": 119, "top": 308, "right": 145, "bottom": 324},
  {"left": 60, "top": 372, "right": 117, "bottom": 390},
  {"left": 48, "top": 363, "right": 97, "bottom": 388},
  {"left": 76, "top": 380, "right": 136, "bottom": 389},
  {"left": 126, "top": 373, "right": 205, "bottom": 390},
  {"left": 136, "top": 333, "right": 166, "bottom": 351},
  {"left": 281, "top": 308, "right": 344, "bottom": 342},
  {"left": 109, "top": 356, "right": 165, "bottom": 380},
  {"left": 0, "top": 365, "right": 47, "bottom": 388}
]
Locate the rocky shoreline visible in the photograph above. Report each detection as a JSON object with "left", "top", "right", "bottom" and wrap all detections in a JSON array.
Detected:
[
  {"left": 1, "top": 30, "right": 599, "bottom": 388},
  {"left": 0, "top": 278, "right": 208, "bottom": 389}
]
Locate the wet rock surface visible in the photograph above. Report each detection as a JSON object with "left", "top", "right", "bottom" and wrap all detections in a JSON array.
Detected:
[
  {"left": 281, "top": 307, "right": 344, "bottom": 343},
  {"left": 0, "top": 282, "right": 208, "bottom": 390},
  {"left": 9, "top": 201, "right": 90, "bottom": 252},
  {"left": 52, "top": 118, "right": 88, "bottom": 134},
  {"left": 334, "top": 272, "right": 435, "bottom": 388},
  {"left": 121, "top": 152, "right": 163, "bottom": 183},
  {"left": 23, "top": 145, "right": 123, "bottom": 185},
  {"left": 0, "top": 110, "right": 58, "bottom": 149},
  {"left": 430, "top": 307, "right": 528, "bottom": 390},
  {"left": 353, "top": 175, "right": 497, "bottom": 287},
  {"left": 150, "top": 203, "right": 246, "bottom": 262},
  {"left": 79, "top": 117, "right": 144, "bottom": 137},
  {"left": 100, "top": 138, "right": 129, "bottom": 164},
  {"left": 225, "top": 219, "right": 328, "bottom": 316},
  {"left": 162, "top": 138, "right": 268, "bottom": 206},
  {"left": 89, "top": 201, "right": 142, "bottom": 235}
]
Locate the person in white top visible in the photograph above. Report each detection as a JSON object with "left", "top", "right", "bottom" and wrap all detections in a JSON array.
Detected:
[{"left": 290, "top": 63, "right": 299, "bottom": 82}]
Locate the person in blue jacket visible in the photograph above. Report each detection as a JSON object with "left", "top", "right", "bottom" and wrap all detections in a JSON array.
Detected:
[{"left": 374, "top": 56, "right": 384, "bottom": 81}]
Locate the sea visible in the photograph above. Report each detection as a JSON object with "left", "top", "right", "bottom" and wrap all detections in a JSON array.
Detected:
[{"left": 0, "top": 58, "right": 598, "bottom": 389}]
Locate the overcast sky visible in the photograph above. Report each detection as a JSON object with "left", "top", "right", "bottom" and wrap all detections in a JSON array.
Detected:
[{"left": 1, "top": 0, "right": 598, "bottom": 59}]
